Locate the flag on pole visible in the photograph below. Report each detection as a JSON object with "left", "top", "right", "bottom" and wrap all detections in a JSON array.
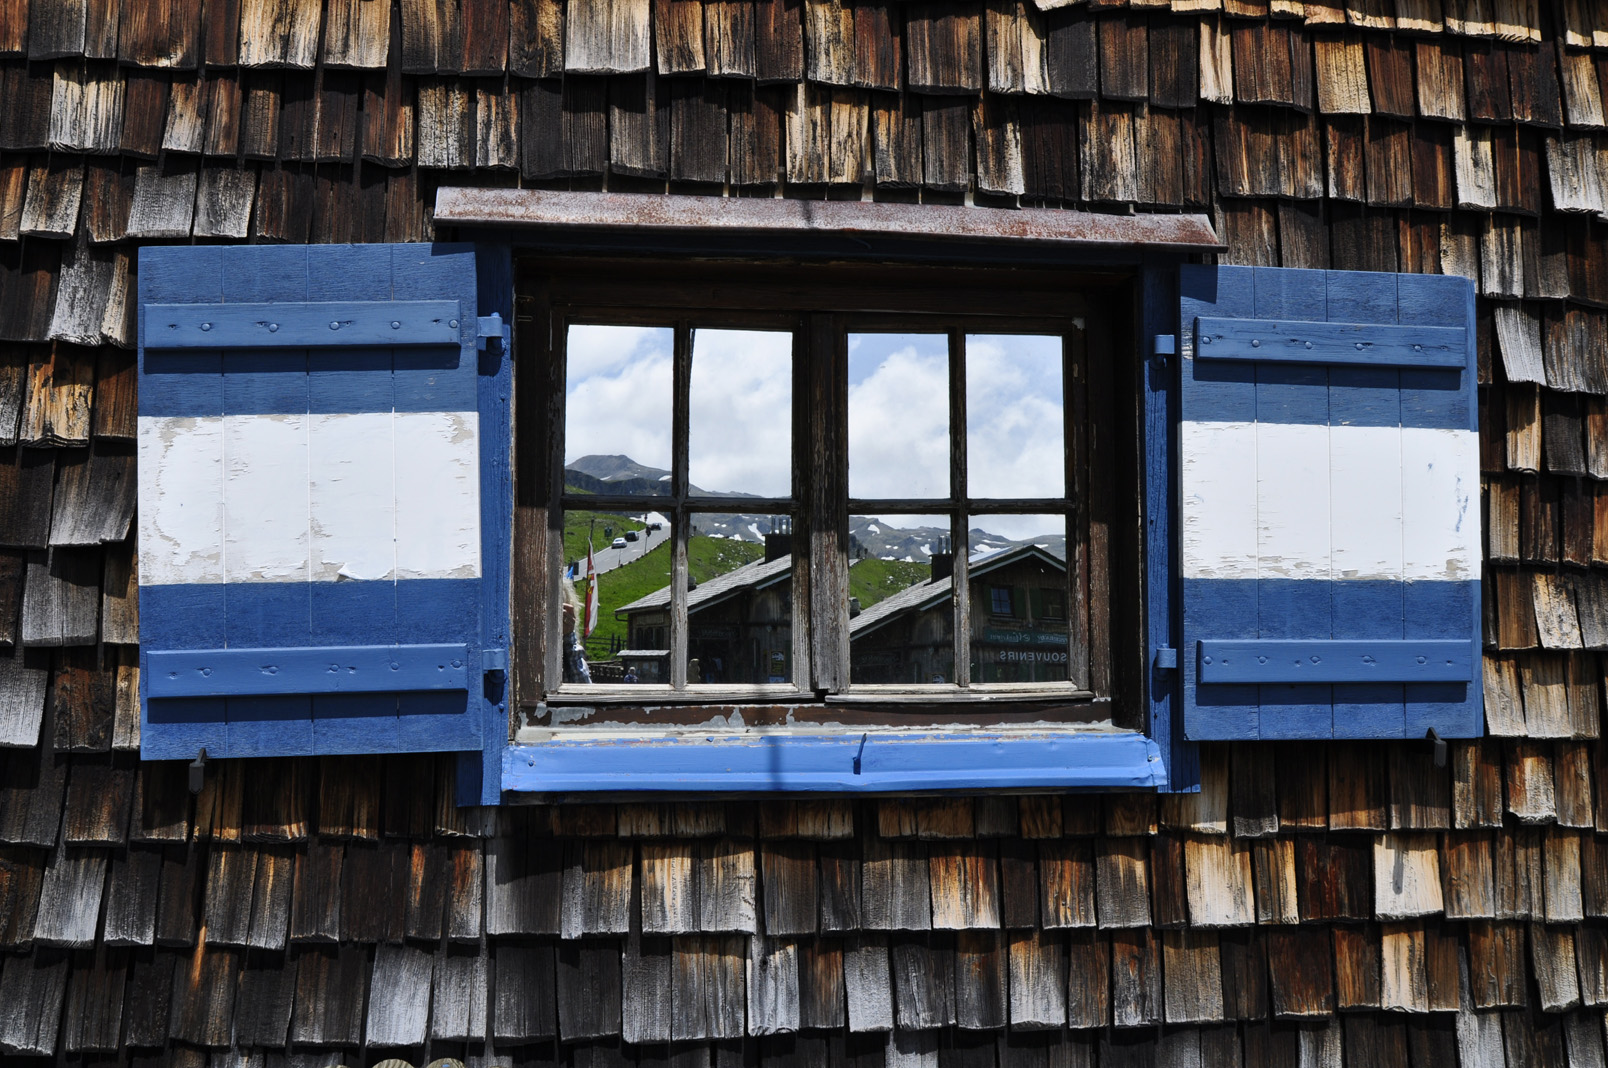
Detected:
[{"left": 583, "top": 539, "right": 599, "bottom": 637}]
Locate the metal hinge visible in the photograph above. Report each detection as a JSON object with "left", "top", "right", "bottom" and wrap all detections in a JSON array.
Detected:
[
  {"left": 1152, "top": 647, "right": 1178, "bottom": 671},
  {"left": 482, "top": 647, "right": 508, "bottom": 675},
  {"left": 1152, "top": 334, "right": 1177, "bottom": 367},
  {"left": 476, "top": 313, "right": 510, "bottom": 354}
]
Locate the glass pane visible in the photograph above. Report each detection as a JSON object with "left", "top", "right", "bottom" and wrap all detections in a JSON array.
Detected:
[
  {"left": 966, "top": 334, "right": 1064, "bottom": 499},
  {"left": 849, "top": 513, "right": 953, "bottom": 685},
  {"left": 689, "top": 513, "right": 793, "bottom": 685},
  {"left": 606, "top": 514, "right": 796, "bottom": 686},
  {"left": 559, "top": 508, "right": 668, "bottom": 682},
  {"left": 848, "top": 333, "right": 949, "bottom": 499},
  {"left": 967, "top": 513, "right": 1069, "bottom": 683},
  {"left": 564, "top": 325, "right": 673, "bottom": 495},
  {"left": 690, "top": 329, "right": 792, "bottom": 498}
]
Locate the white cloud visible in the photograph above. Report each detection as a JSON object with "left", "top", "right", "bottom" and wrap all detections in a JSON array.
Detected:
[
  {"left": 847, "top": 334, "right": 949, "bottom": 498},
  {"left": 689, "top": 329, "right": 792, "bottom": 496},
  {"left": 965, "top": 334, "right": 1065, "bottom": 499},
  {"left": 564, "top": 325, "right": 673, "bottom": 470}
]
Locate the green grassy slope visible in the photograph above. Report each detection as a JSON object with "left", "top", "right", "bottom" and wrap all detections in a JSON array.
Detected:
[
  {"left": 849, "top": 557, "right": 931, "bottom": 609},
  {"left": 583, "top": 537, "right": 765, "bottom": 650}
]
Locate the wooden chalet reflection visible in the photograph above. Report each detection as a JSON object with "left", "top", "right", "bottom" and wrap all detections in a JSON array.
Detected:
[{"left": 613, "top": 538, "right": 1073, "bottom": 686}]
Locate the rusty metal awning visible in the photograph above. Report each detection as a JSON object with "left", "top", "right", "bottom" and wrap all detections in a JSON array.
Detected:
[{"left": 433, "top": 188, "right": 1223, "bottom": 257}]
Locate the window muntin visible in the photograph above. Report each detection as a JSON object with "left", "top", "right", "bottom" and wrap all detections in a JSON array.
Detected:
[
  {"left": 526, "top": 260, "right": 1121, "bottom": 722},
  {"left": 560, "top": 316, "right": 802, "bottom": 690},
  {"left": 844, "top": 326, "right": 1084, "bottom": 692}
]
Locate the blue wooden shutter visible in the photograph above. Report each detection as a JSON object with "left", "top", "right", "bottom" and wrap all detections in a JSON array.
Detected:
[
  {"left": 137, "top": 244, "right": 506, "bottom": 759},
  {"left": 1178, "top": 266, "right": 1481, "bottom": 740}
]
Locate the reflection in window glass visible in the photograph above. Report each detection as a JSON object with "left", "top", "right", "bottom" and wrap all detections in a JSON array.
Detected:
[
  {"left": 564, "top": 325, "right": 673, "bottom": 492},
  {"left": 848, "top": 514, "right": 951, "bottom": 684},
  {"left": 557, "top": 508, "right": 665, "bottom": 682},
  {"left": 690, "top": 329, "right": 792, "bottom": 498},
  {"left": 966, "top": 334, "right": 1064, "bottom": 499},
  {"left": 608, "top": 514, "right": 794, "bottom": 685},
  {"left": 690, "top": 512, "right": 793, "bottom": 685},
  {"left": 968, "top": 514, "right": 1068, "bottom": 683},
  {"left": 848, "top": 333, "right": 948, "bottom": 499}
]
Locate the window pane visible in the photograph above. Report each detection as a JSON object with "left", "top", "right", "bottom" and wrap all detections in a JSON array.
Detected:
[
  {"left": 558, "top": 508, "right": 668, "bottom": 681},
  {"left": 849, "top": 514, "right": 953, "bottom": 684},
  {"left": 690, "top": 329, "right": 792, "bottom": 498},
  {"left": 967, "top": 514, "right": 1069, "bottom": 683},
  {"left": 605, "top": 514, "right": 795, "bottom": 686},
  {"left": 966, "top": 334, "right": 1064, "bottom": 499},
  {"left": 687, "top": 514, "right": 794, "bottom": 685},
  {"left": 849, "top": 333, "right": 949, "bottom": 499},
  {"left": 565, "top": 325, "right": 673, "bottom": 494}
]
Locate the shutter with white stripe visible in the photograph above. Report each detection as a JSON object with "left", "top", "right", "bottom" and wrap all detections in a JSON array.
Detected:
[
  {"left": 137, "top": 243, "right": 504, "bottom": 758},
  {"left": 1178, "top": 265, "right": 1482, "bottom": 740}
]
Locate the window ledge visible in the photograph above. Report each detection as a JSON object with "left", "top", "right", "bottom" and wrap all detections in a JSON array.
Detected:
[{"left": 502, "top": 725, "right": 1166, "bottom": 794}]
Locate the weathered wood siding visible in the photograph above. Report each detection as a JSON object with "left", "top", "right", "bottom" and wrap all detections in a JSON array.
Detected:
[{"left": 0, "top": 0, "right": 1606, "bottom": 1064}]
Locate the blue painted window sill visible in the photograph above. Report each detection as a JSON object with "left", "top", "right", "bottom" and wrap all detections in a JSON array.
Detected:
[{"left": 501, "top": 728, "right": 1167, "bottom": 794}]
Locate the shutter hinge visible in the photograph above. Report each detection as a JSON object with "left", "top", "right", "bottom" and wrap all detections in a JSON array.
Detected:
[
  {"left": 482, "top": 647, "right": 508, "bottom": 675},
  {"left": 1152, "top": 647, "right": 1178, "bottom": 671},
  {"left": 1152, "top": 334, "right": 1177, "bottom": 367},
  {"left": 476, "top": 313, "right": 510, "bottom": 354}
]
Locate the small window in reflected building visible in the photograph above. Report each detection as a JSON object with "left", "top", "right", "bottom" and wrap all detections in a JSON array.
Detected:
[{"left": 989, "top": 586, "right": 1015, "bottom": 617}]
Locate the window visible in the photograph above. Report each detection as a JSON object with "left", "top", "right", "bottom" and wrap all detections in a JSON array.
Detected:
[
  {"left": 133, "top": 201, "right": 1483, "bottom": 800},
  {"left": 514, "top": 258, "right": 1134, "bottom": 729}
]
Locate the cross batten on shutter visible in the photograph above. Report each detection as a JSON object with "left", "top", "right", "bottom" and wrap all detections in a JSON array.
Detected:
[
  {"left": 1177, "top": 265, "right": 1482, "bottom": 742},
  {"left": 136, "top": 243, "right": 498, "bottom": 761},
  {"left": 142, "top": 300, "right": 467, "bottom": 349},
  {"left": 1196, "top": 639, "right": 1473, "bottom": 684},
  {"left": 146, "top": 644, "right": 472, "bottom": 698},
  {"left": 1193, "top": 317, "right": 1467, "bottom": 369}
]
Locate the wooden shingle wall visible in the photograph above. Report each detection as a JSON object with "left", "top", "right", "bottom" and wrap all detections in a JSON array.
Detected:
[{"left": 2, "top": 0, "right": 1608, "bottom": 1063}]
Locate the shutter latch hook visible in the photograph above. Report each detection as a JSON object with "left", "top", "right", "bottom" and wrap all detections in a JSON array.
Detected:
[
  {"left": 188, "top": 748, "right": 209, "bottom": 795},
  {"left": 1424, "top": 728, "right": 1447, "bottom": 768}
]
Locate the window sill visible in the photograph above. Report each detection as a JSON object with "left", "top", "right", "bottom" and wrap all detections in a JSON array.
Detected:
[
  {"left": 543, "top": 684, "right": 1099, "bottom": 705},
  {"left": 823, "top": 685, "right": 1098, "bottom": 703},
  {"left": 545, "top": 684, "right": 814, "bottom": 704},
  {"left": 501, "top": 725, "right": 1166, "bottom": 794}
]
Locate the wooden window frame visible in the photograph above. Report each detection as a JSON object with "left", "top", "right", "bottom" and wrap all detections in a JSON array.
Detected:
[{"left": 513, "top": 256, "right": 1137, "bottom": 730}]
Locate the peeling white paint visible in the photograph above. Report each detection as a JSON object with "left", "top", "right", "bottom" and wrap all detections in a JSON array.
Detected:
[
  {"left": 224, "top": 413, "right": 311, "bottom": 583},
  {"left": 139, "top": 416, "right": 226, "bottom": 585},
  {"left": 395, "top": 410, "right": 482, "bottom": 579},
  {"left": 310, "top": 412, "right": 397, "bottom": 582},
  {"left": 1183, "top": 421, "right": 1479, "bottom": 582},
  {"left": 1256, "top": 421, "right": 1331, "bottom": 581},
  {"left": 1400, "top": 426, "right": 1481, "bottom": 582},
  {"left": 139, "top": 410, "right": 481, "bottom": 586}
]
